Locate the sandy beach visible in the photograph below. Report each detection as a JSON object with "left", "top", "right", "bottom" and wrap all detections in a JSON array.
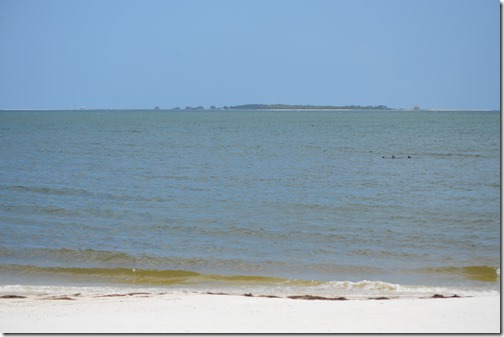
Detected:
[{"left": 0, "top": 289, "right": 500, "bottom": 333}]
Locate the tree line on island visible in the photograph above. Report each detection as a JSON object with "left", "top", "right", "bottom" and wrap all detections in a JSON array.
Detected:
[{"left": 158, "top": 104, "right": 391, "bottom": 110}]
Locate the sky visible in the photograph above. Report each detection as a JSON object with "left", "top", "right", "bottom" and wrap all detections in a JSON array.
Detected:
[{"left": 0, "top": 0, "right": 500, "bottom": 110}]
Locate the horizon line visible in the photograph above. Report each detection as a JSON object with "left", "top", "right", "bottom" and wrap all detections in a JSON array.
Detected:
[{"left": 0, "top": 107, "right": 499, "bottom": 112}]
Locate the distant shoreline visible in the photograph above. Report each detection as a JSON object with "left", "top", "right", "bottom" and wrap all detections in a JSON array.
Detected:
[
  {"left": 226, "top": 104, "right": 392, "bottom": 110},
  {"left": 0, "top": 108, "right": 498, "bottom": 112}
]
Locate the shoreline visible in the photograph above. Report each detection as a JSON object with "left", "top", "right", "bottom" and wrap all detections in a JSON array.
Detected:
[{"left": 0, "top": 286, "right": 500, "bottom": 333}]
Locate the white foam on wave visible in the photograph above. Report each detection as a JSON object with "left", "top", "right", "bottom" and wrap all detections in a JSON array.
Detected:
[{"left": 309, "top": 280, "right": 500, "bottom": 299}]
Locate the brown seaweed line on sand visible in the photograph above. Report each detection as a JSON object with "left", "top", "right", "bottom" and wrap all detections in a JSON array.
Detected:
[
  {"left": 211, "top": 293, "right": 391, "bottom": 301},
  {"left": 0, "top": 295, "right": 27, "bottom": 299},
  {"left": 40, "top": 296, "right": 76, "bottom": 300},
  {"left": 368, "top": 297, "right": 390, "bottom": 300},
  {"left": 430, "top": 294, "right": 462, "bottom": 299},
  {"left": 242, "top": 293, "right": 348, "bottom": 301},
  {"left": 287, "top": 295, "right": 348, "bottom": 301},
  {"left": 207, "top": 292, "right": 281, "bottom": 299},
  {"left": 1, "top": 292, "right": 82, "bottom": 300},
  {"left": 0, "top": 292, "right": 463, "bottom": 301},
  {"left": 209, "top": 292, "right": 464, "bottom": 301},
  {"left": 95, "top": 292, "right": 151, "bottom": 298}
]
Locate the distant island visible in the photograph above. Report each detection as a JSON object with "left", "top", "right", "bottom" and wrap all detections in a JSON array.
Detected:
[
  {"left": 227, "top": 104, "right": 391, "bottom": 110},
  {"left": 173, "top": 104, "right": 391, "bottom": 110}
]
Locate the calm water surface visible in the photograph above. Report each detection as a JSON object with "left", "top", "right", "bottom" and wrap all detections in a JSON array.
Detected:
[{"left": 0, "top": 110, "right": 500, "bottom": 297}]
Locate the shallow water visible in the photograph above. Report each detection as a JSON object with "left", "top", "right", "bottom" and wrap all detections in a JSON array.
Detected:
[{"left": 0, "top": 109, "right": 500, "bottom": 295}]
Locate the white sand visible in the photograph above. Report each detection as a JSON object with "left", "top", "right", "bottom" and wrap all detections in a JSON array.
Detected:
[{"left": 0, "top": 291, "right": 500, "bottom": 333}]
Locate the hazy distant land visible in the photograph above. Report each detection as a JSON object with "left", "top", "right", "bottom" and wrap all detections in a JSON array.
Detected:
[
  {"left": 171, "top": 104, "right": 392, "bottom": 110},
  {"left": 3, "top": 105, "right": 498, "bottom": 112},
  {"left": 231, "top": 104, "right": 391, "bottom": 110}
]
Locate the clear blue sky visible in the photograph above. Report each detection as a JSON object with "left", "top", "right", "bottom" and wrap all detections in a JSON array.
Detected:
[{"left": 0, "top": 0, "right": 499, "bottom": 110}]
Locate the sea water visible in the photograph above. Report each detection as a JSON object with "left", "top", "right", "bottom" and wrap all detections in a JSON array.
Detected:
[{"left": 0, "top": 109, "right": 500, "bottom": 298}]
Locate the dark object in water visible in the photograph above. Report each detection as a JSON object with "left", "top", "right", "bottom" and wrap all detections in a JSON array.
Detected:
[
  {"left": 244, "top": 293, "right": 254, "bottom": 297},
  {"left": 382, "top": 155, "right": 413, "bottom": 159}
]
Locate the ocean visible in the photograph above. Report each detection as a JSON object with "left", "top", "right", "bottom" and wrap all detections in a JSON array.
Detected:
[{"left": 0, "top": 109, "right": 500, "bottom": 298}]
